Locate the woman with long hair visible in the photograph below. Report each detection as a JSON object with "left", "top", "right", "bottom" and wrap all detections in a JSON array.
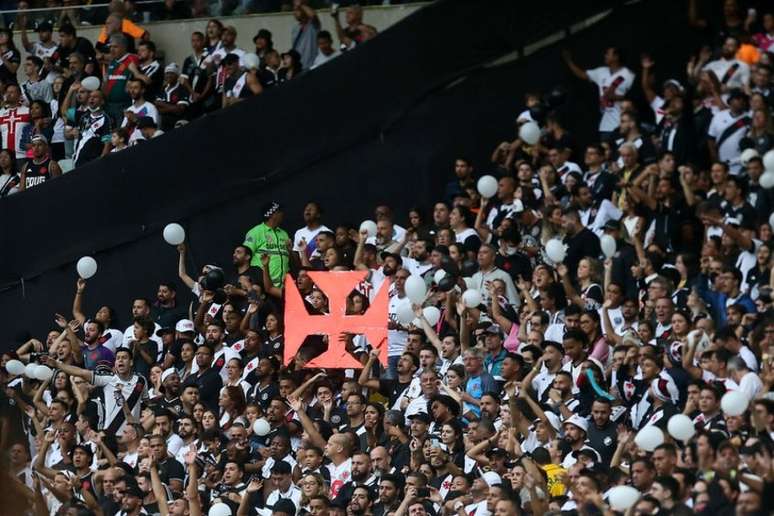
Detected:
[
  {"left": 178, "top": 341, "right": 196, "bottom": 381},
  {"left": 539, "top": 204, "right": 564, "bottom": 245},
  {"left": 439, "top": 419, "right": 466, "bottom": 468},
  {"left": 218, "top": 385, "right": 246, "bottom": 431},
  {"left": 0, "top": 149, "right": 19, "bottom": 197},
  {"left": 298, "top": 473, "right": 328, "bottom": 514},
  {"left": 579, "top": 310, "right": 608, "bottom": 363},
  {"left": 558, "top": 257, "right": 604, "bottom": 311},
  {"left": 20, "top": 100, "right": 54, "bottom": 152},
  {"left": 363, "top": 402, "right": 386, "bottom": 451},
  {"left": 261, "top": 312, "right": 284, "bottom": 362}
]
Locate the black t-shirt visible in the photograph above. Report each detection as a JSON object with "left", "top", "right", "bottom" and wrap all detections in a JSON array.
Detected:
[
  {"left": 495, "top": 251, "right": 532, "bottom": 282},
  {"left": 74, "top": 110, "right": 113, "bottom": 167},
  {"left": 378, "top": 378, "right": 412, "bottom": 407},
  {"left": 181, "top": 53, "right": 210, "bottom": 96},
  {"left": 158, "top": 457, "right": 186, "bottom": 484},
  {"left": 52, "top": 37, "right": 97, "bottom": 71},
  {"left": 192, "top": 368, "right": 223, "bottom": 413},
  {"left": 0, "top": 47, "right": 20, "bottom": 84}
]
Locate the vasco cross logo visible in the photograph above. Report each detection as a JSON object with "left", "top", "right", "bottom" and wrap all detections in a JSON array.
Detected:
[{"left": 283, "top": 271, "right": 389, "bottom": 369}]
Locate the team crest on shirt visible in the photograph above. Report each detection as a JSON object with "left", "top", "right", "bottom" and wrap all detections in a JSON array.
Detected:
[
  {"left": 331, "top": 415, "right": 341, "bottom": 424},
  {"left": 604, "top": 436, "right": 613, "bottom": 446},
  {"left": 261, "top": 393, "right": 268, "bottom": 400},
  {"left": 341, "top": 471, "right": 349, "bottom": 480},
  {"left": 274, "top": 342, "right": 281, "bottom": 349}
]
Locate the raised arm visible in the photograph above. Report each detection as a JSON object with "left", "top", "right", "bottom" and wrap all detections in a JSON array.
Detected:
[
  {"left": 287, "top": 396, "right": 327, "bottom": 449},
  {"left": 557, "top": 264, "right": 583, "bottom": 308},
  {"left": 177, "top": 244, "right": 196, "bottom": 290},
  {"left": 561, "top": 49, "right": 589, "bottom": 81},
  {"left": 72, "top": 279, "right": 88, "bottom": 325},
  {"left": 640, "top": 55, "right": 657, "bottom": 104},
  {"left": 40, "top": 355, "right": 92, "bottom": 381},
  {"left": 357, "top": 349, "right": 381, "bottom": 390}
]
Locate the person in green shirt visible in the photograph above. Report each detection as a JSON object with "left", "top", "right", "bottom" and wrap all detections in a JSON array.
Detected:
[{"left": 243, "top": 201, "right": 290, "bottom": 288}]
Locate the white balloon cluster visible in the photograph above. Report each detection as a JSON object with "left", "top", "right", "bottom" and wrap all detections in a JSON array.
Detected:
[
  {"left": 760, "top": 150, "right": 774, "bottom": 189},
  {"left": 6, "top": 360, "right": 53, "bottom": 381}
]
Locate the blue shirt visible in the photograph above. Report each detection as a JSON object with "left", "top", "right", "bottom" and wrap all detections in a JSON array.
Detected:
[{"left": 464, "top": 372, "right": 497, "bottom": 417}]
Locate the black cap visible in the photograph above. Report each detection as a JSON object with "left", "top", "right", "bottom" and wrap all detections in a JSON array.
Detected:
[
  {"left": 37, "top": 22, "right": 53, "bottom": 32},
  {"left": 603, "top": 219, "right": 620, "bottom": 231},
  {"left": 137, "top": 116, "right": 157, "bottom": 129},
  {"left": 155, "top": 326, "right": 174, "bottom": 337},
  {"left": 123, "top": 483, "right": 144, "bottom": 499},
  {"left": 407, "top": 412, "right": 431, "bottom": 424}
]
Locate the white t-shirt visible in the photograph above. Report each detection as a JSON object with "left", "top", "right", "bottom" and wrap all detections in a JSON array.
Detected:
[
  {"left": 586, "top": 66, "right": 635, "bottom": 132},
  {"left": 311, "top": 49, "right": 340, "bottom": 69},
  {"left": 121, "top": 101, "right": 160, "bottom": 141},
  {"left": 293, "top": 224, "right": 331, "bottom": 253},
  {"left": 703, "top": 58, "right": 750, "bottom": 90},
  {"left": 707, "top": 109, "right": 749, "bottom": 173},
  {"left": 387, "top": 294, "right": 408, "bottom": 357},
  {"left": 327, "top": 458, "right": 352, "bottom": 498},
  {"left": 737, "top": 371, "right": 763, "bottom": 400}
]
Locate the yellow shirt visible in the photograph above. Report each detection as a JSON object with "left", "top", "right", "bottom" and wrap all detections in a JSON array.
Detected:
[{"left": 542, "top": 463, "right": 567, "bottom": 497}]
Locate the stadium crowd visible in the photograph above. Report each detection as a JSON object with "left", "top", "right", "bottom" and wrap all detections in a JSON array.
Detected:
[
  {"left": 2, "top": 1, "right": 774, "bottom": 516},
  {"left": 0, "top": 0, "right": 378, "bottom": 195}
]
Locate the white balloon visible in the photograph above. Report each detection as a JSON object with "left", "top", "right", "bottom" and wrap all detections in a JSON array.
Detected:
[
  {"left": 600, "top": 234, "right": 617, "bottom": 258},
  {"left": 462, "top": 289, "right": 482, "bottom": 308},
  {"left": 359, "top": 220, "right": 377, "bottom": 238},
  {"left": 422, "top": 306, "right": 441, "bottom": 326},
  {"left": 208, "top": 503, "right": 232, "bottom": 516},
  {"left": 477, "top": 175, "right": 498, "bottom": 199},
  {"left": 243, "top": 53, "right": 261, "bottom": 70},
  {"left": 163, "top": 223, "right": 186, "bottom": 245},
  {"left": 634, "top": 425, "right": 664, "bottom": 452},
  {"left": 740, "top": 148, "right": 759, "bottom": 166},
  {"left": 545, "top": 239, "right": 567, "bottom": 263},
  {"left": 769, "top": 211, "right": 774, "bottom": 231},
  {"left": 721, "top": 390, "right": 749, "bottom": 416},
  {"left": 405, "top": 275, "right": 427, "bottom": 304},
  {"left": 396, "top": 299, "right": 415, "bottom": 325},
  {"left": 433, "top": 269, "right": 446, "bottom": 284},
  {"left": 76, "top": 256, "right": 97, "bottom": 279},
  {"left": 34, "top": 365, "right": 53, "bottom": 381},
  {"left": 252, "top": 418, "right": 271, "bottom": 436},
  {"left": 764, "top": 149, "right": 774, "bottom": 171},
  {"left": 667, "top": 414, "right": 696, "bottom": 441},
  {"left": 608, "top": 485, "right": 641, "bottom": 511},
  {"left": 24, "top": 363, "right": 39, "bottom": 378},
  {"left": 5, "top": 359, "right": 25, "bottom": 376},
  {"left": 519, "top": 121, "right": 541, "bottom": 145},
  {"left": 759, "top": 171, "right": 774, "bottom": 189},
  {"left": 81, "top": 76, "right": 101, "bottom": 91}
]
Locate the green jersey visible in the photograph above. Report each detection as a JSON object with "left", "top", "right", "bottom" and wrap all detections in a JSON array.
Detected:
[{"left": 243, "top": 223, "right": 290, "bottom": 287}]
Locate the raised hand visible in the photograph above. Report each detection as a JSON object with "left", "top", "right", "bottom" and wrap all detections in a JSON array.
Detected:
[
  {"left": 76, "top": 278, "right": 87, "bottom": 292},
  {"left": 54, "top": 313, "right": 68, "bottom": 329}
]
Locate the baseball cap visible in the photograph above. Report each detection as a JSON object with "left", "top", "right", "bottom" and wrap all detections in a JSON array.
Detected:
[
  {"left": 650, "top": 375, "right": 679, "bottom": 403},
  {"left": 483, "top": 323, "right": 503, "bottom": 337},
  {"left": 481, "top": 471, "right": 502, "bottom": 487},
  {"left": 31, "top": 134, "right": 48, "bottom": 144},
  {"left": 563, "top": 414, "right": 589, "bottom": 434},
  {"left": 155, "top": 326, "right": 174, "bottom": 337},
  {"left": 164, "top": 62, "right": 180, "bottom": 74},
  {"left": 176, "top": 319, "right": 195, "bottom": 333},
  {"left": 407, "top": 412, "right": 431, "bottom": 424},
  {"left": 123, "top": 483, "right": 145, "bottom": 499}
]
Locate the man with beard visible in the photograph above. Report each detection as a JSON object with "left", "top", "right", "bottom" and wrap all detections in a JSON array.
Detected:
[
  {"left": 122, "top": 298, "right": 163, "bottom": 348},
  {"left": 81, "top": 319, "right": 116, "bottom": 369},
  {"left": 334, "top": 452, "right": 377, "bottom": 506},
  {"left": 152, "top": 406, "right": 184, "bottom": 456},
  {"left": 71, "top": 88, "right": 113, "bottom": 166},
  {"left": 192, "top": 321, "right": 240, "bottom": 382},
  {"left": 261, "top": 434, "right": 297, "bottom": 479},
  {"left": 560, "top": 415, "right": 599, "bottom": 469},
  {"left": 336, "top": 392, "right": 368, "bottom": 451},
  {"left": 359, "top": 349, "right": 416, "bottom": 405},
  {"left": 224, "top": 245, "right": 262, "bottom": 299},
  {"left": 373, "top": 474, "right": 400, "bottom": 516},
  {"left": 387, "top": 237, "right": 433, "bottom": 279},
  {"left": 157, "top": 368, "right": 183, "bottom": 414},
  {"left": 189, "top": 342, "right": 223, "bottom": 413},
  {"left": 121, "top": 77, "right": 159, "bottom": 143},
  {"left": 118, "top": 483, "right": 146, "bottom": 516},
  {"left": 153, "top": 282, "right": 187, "bottom": 331},
  {"left": 404, "top": 369, "right": 441, "bottom": 423},
  {"left": 149, "top": 434, "right": 185, "bottom": 494},
  {"left": 247, "top": 357, "right": 280, "bottom": 411},
  {"left": 213, "top": 461, "right": 247, "bottom": 503},
  {"left": 43, "top": 347, "right": 148, "bottom": 437},
  {"left": 118, "top": 423, "right": 143, "bottom": 468},
  {"left": 347, "top": 485, "right": 374, "bottom": 516},
  {"left": 173, "top": 416, "right": 198, "bottom": 464},
  {"left": 586, "top": 398, "right": 617, "bottom": 464}
]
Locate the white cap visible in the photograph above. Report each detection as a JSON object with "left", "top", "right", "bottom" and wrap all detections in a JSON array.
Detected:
[
  {"left": 482, "top": 471, "right": 502, "bottom": 487},
  {"left": 563, "top": 414, "right": 589, "bottom": 434},
  {"left": 175, "top": 319, "right": 195, "bottom": 333},
  {"left": 161, "top": 368, "right": 177, "bottom": 384}
]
